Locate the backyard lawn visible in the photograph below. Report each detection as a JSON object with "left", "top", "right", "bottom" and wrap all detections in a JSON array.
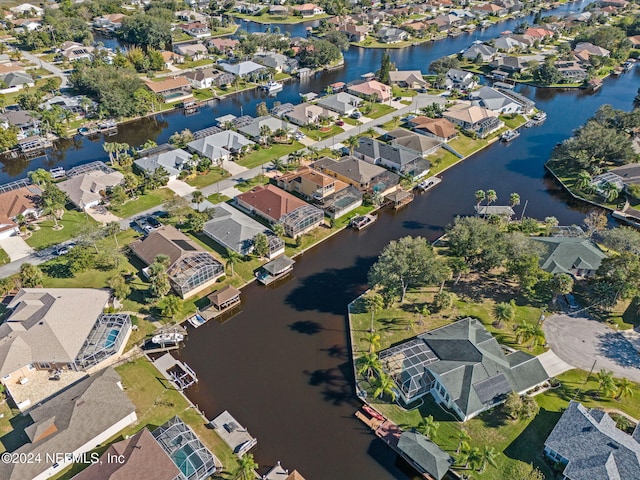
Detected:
[
  {"left": 237, "top": 142, "right": 304, "bottom": 169},
  {"left": 428, "top": 148, "right": 463, "bottom": 175},
  {"left": 447, "top": 135, "right": 489, "bottom": 157},
  {"left": 26, "top": 209, "right": 98, "bottom": 250},
  {"left": 185, "top": 167, "right": 229, "bottom": 189},
  {"left": 501, "top": 114, "right": 527, "bottom": 130},
  {"left": 110, "top": 188, "right": 175, "bottom": 218}
]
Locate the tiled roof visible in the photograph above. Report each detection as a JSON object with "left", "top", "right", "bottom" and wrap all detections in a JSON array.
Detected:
[{"left": 236, "top": 184, "right": 308, "bottom": 220}]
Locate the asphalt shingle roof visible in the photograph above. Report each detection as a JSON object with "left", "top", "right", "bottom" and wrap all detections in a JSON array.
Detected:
[
  {"left": 533, "top": 237, "right": 607, "bottom": 275},
  {"left": 397, "top": 431, "right": 453, "bottom": 480}
]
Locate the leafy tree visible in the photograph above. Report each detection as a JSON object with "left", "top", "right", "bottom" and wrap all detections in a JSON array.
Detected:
[
  {"left": 169, "top": 129, "right": 194, "bottom": 148},
  {"left": 148, "top": 258, "right": 171, "bottom": 299},
  {"left": 187, "top": 212, "right": 206, "bottom": 232},
  {"left": 165, "top": 195, "right": 191, "bottom": 223},
  {"left": 297, "top": 39, "right": 342, "bottom": 68},
  {"left": 109, "top": 274, "right": 131, "bottom": 300},
  {"left": 372, "top": 373, "right": 397, "bottom": 401},
  {"left": 324, "top": 30, "right": 350, "bottom": 51},
  {"left": 0, "top": 125, "right": 18, "bottom": 151},
  {"left": 428, "top": 56, "right": 460, "bottom": 75},
  {"left": 602, "top": 227, "right": 640, "bottom": 255},
  {"left": 434, "top": 291, "right": 453, "bottom": 311},
  {"left": 503, "top": 392, "right": 524, "bottom": 420},
  {"left": 590, "top": 252, "right": 640, "bottom": 309},
  {"left": 520, "top": 395, "right": 539, "bottom": 419},
  {"left": 504, "top": 462, "right": 545, "bottom": 480},
  {"left": 252, "top": 233, "right": 269, "bottom": 258},
  {"left": 507, "top": 253, "right": 546, "bottom": 295},
  {"left": 492, "top": 301, "right": 515, "bottom": 327},
  {"left": 597, "top": 369, "right": 616, "bottom": 398},
  {"left": 233, "top": 453, "right": 258, "bottom": 480},
  {"left": 378, "top": 51, "right": 391, "bottom": 84},
  {"left": 368, "top": 236, "right": 450, "bottom": 303},
  {"left": 19, "top": 263, "right": 43, "bottom": 287},
  {"left": 416, "top": 415, "right": 439, "bottom": 440},
  {"left": 550, "top": 273, "right": 574, "bottom": 299},
  {"left": 67, "top": 246, "right": 94, "bottom": 274},
  {"left": 448, "top": 257, "right": 469, "bottom": 285},
  {"left": 532, "top": 61, "right": 562, "bottom": 86},
  {"left": 119, "top": 13, "right": 172, "bottom": 49},
  {"left": 255, "top": 101, "right": 269, "bottom": 117},
  {"left": 447, "top": 216, "right": 508, "bottom": 272},
  {"left": 584, "top": 210, "right": 608, "bottom": 237},
  {"left": 161, "top": 295, "right": 183, "bottom": 318},
  {"left": 364, "top": 292, "right": 384, "bottom": 333}
]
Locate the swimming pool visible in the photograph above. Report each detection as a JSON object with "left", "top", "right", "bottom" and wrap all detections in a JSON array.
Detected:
[{"left": 104, "top": 329, "right": 120, "bottom": 349}]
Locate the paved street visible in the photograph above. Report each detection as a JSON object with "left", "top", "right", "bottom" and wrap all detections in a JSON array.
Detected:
[
  {"left": 543, "top": 314, "right": 640, "bottom": 383},
  {"left": 20, "top": 51, "right": 69, "bottom": 88}
]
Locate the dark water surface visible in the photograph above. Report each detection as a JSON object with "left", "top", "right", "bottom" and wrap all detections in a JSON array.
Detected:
[{"left": 175, "top": 69, "right": 640, "bottom": 480}]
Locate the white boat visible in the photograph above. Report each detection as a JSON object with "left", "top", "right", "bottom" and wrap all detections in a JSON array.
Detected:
[
  {"left": 500, "top": 130, "right": 520, "bottom": 142},
  {"left": 152, "top": 332, "right": 184, "bottom": 344},
  {"left": 350, "top": 214, "right": 377, "bottom": 231},
  {"left": 262, "top": 81, "right": 283, "bottom": 93}
]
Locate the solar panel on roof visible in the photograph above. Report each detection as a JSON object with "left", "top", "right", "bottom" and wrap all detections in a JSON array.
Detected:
[
  {"left": 173, "top": 239, "right": 197, "bottom": 251},
  {"left": 473, "top": 374, "right": 511, "bottom": 404}
]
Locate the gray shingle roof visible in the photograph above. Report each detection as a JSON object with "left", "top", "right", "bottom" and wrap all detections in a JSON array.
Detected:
[
  {"left": 134, "top": 149, "right": 192, "bottom": 177},
  {"left": 0, "top": 367, "right": 136, "bottom": 480},
  {"left": 203, "top": 203, "right": 273, "bottom": 255},
  {"left": 219, "top": 61, "right": 265, "bottom": 76},
  {"left": 545, "top": 401, "right": 640, "bottom": 480},
  {"left": 238, "top": 116, "right": 294, "bottom": 140},
  {"left": 355, "top": 137, "right": 423, "bottom": 168},
  {"left": 397, "top": 431, "right": 453, "bottom": 480},
  {"left": 187, "top": 136, "right": 230, "bottom": 160},
  {"left": 533, "top": 237, "right": 607, "bottom": 275},
  {"left": 316, "top": 92, "right": 362, "bottom": 114}
]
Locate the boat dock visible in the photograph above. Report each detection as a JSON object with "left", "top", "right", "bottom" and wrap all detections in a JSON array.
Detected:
[
  {"left": 350, "top": 214, "right": 377, "bottom": 231},
  {"left": 151, "top": 352, "right": 198, "bottom": 391},
  {"left": 415, "top": 176, "right": 442, "bottom": 192},
  {"left": 188, "top": 285, "right": 243, "bottom": 327},
  {"left": 386, "top": 190, "right": 414, "bottom": 210},
  {"left": 256, "top": 256, "right": 295, "bottom": 285},
  {"left": 210, "top": 410, "right": 257, "bottom": 457},
  {"left": 355, "top": 406, "right": 384, "bottom": 430}
]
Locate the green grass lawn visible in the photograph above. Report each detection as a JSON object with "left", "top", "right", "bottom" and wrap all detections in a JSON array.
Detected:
[
  {"left": 501, "top": 114, "right": 527, "bottom": 130},
  {"left": 342, "top": 116, "right": 359, "bottom": 126},
  {"left": 26, "top": 209, "right": 98, "bottom": 250},
  {"left": 236, "top": 174, "right": 270, "bottom": 192},
  {"left": 273, "top": 72, "right": 291, "bottom": 81},
  {"left": 209, "top": 24, "right": 239, "bottom": 37},
  {"left": 236, "top": 142, "right": 304, "bottom": 169},
  {"left": 185, "top": 167, "right": 229, "bottom": 189},
  {"left": 207, "top": 193, "right": 232, "bottom": 204},
  {"left": 177, "top": 58, "right": 216, "bottom": 70},
  {"left": 0, "top": 247, "right": 9, "bottom": 264},
  {"left": 193, "top": 89, "right": 215, "bottom": 101},
  {"left": 110, "top": 188, "right": 175, "bottom": 218},
  {"left": 447, "top": 134, "right": 489, "bottom": 157},
  {"left": 46, "top": 358, "right": 239, "bottom": 479},
  {"left": 362, "top": 103, "right": 396, "bottom": 119},
  {"left": 428, "top": 148, "right": 463, "bottom": 175},
  {"left": 300, "top": 124, "right": 343, "bottom": 141},
  {"left": 391, "top": 85, "right": 418, "bottom": 97},
  {"left": 545, "top": 159, "right": 619, "bottom": 210}
]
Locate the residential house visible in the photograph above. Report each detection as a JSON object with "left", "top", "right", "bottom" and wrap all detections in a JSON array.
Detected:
[
  {"left": 160, "top": 50, "right": 184, "bottom": 69},
  {"left": 186, "top": 135, "right": 230, "bottom": 164},
  {"left": 611, "top": 163, "right": 640, "bottom": 190},
  {"left": 445, "top": 68, "right": 477, "bottom": 90},
  {"left": 93, "top": 13, "right": 126, "bottom": 31},
  {"left": 377, "top": 27, "right": 409, "bottom": 44},
  {"left": 39, "top": 94, "right": 92, "bottom": 115},
  {"left": 554, "top": 60, "right": 588, "bottom": 81},
  {"left": 339, "top": 23, "right": 370, "bottom": 42},
  {"left": 11, "top": 17, "right": 40, "bottom": 31},
  {"left": 269, "top": 5, "right": 289, "bottom": 15},
  {"left": 203, "top": 202, "right": 284, "bottom": 258},
  {"left": 489, "top": 55, "right": 532, "bottom": 74},
  {"left": 59, "top": 41, "right": 94, "bottom": 62},
  {"left": 134, "top": 148, "right": 193, "bottom": 181},
  {"left": 57, "top": 163, "right": 124, "bottom": 210},
  {"left": 235, "top": 184, "right": 324, "bottom": 238},
  {"left": 600, "top": 0, "right": 628, "bottom": 7},
  {"left": 0, "top": 289, "right": 132, "bottom": 410},
  {"left": 219, "top": 60, "right": 266, "bottom": 79},
  {"left": 429, "top": 14, "right": 464, "bottom": 31},
  {"left": 131, "top": 225, "right": 225, "bottom": 298},
  {"left": 207, "top": 37, "right": 239, "bottom": 54},
  {"left": 9, "top": 3, "right": 43, "bottom": 17},
  {"left": 284, "top": 103, "right": 338, "bottom": 126},
  {"left": 238, "top": 116, "right": 296, "bottom": 142},
  {"left": 0, "top": 70, "right": 33, "bottom": 93},
  {"left": 174, "top": 42, "right": 209, "bottom": 60},
  {"left": 472, "top": 3, "right": 508, "bottom": 17},
  {"left": 532, "top": 236, "right": 607, "bottom": 278},
  {"left": 145, "top": 76, "right": 192, "bottom": 103},
  {"left": 494, "top": 35, "right": 530, "bottom": 52},
  {"left": 312, "top": 156, "right": 401, "bottom": 195},
  {"left": 573, "top": 41, "right": 611, "bottom": 64},
  {"left": 462, "top": 44, "right": 497, "bottom": 62},
  {"left": 191, "top": 130, "right": 254, "bottom": 155},
  {"left": 523, "top": 27, "right": 555, "bottom": 39},
  {"left": 494, "top": 0, "right": 523, "bottom": 12},
  {"left": 444, "top": 104, "right": 503, "bottom": 137},
  {"left": 253, "top": 52, "right": 298, "bottom": 73},
  {"left": 544, "top": 401, "right": 640, "bottom": 480},
  {"left": 388, "top": 70, "right": 427, "bottom": 89},
  {"left": 182, "top": 68, "right": 234, "bottom": 89},
  {"left": 0, "top": 183, "right": 42, "bottom": 238},
  {"left": 397, "top": 432, "right": 454, "bottom": 480},
  {"left": 386, "top": 128, "right": 442, "bottom": 156},
  {"left": 179, "top": 21, "right": 211, "bottom": 38},
  {"left": 354, "top": 136, "right": 431, "bottom": 180},
  {"left": 628, "top": 35, "right": 640, "bottom": 48},
  {"left": 293, "top": 3, "right": 324, "bottom": 17},
  {"left": 0, "top": 368, "right": 137, "bottom": 480},
  {"left": 407, "top": 116, "right": 458, "bottom": 143},
  {"left": 378, "top": 317, "right": 549, "bottom": 420},
  {"left": 271, "top": 102, "right": 295, "bottom": 117},
  {"left": 316, "top": 92, "right": 363, "bottom": 115},
  {"left": 175, "top": 9, "right": 208, "bottom": 22},
  {"left": 73, "top": 428, "right": 182, "bottom": 480},
  {"left": 0, "top": 109, "right": 38, "bottom": 137},
  {"left": 469, "top": 86, "right": 525, "bottom": 114},
  {"left": 348, "top": 80, "right": 392, "bottom": 102}
]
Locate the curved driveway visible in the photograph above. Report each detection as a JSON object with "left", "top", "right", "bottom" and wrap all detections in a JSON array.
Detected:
[{"left": 543, "top": 313, "right": 640, "bottom": 383}]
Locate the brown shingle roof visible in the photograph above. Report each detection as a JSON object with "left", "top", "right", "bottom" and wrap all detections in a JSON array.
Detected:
[
  {"left": 130, "top": 225, "right": 205, "bottom": 266},
  {"left": 236, "top": 184, "right": 308, "bottom": 220},
  {"left": 145, "top": 77, "right": 191, "bottom": 93},
  {"left": 73, "top": 428, "right": 180, "bottom": 480},
  {"left": 207, "top": 285, "right": 241, "bottom": 307},
  {"left": 0, "top": 184, "right": 41, "bottom": 223},
  {"left": 410, "top": 117, "right": 457, "bottom": 139}
]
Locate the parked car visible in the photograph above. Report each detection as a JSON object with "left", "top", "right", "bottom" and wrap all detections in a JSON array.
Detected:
[
  {"left": 56, "top": 242, "right": 76, "bottom": 256},
  {"left": 393, "top": 96, "right": 402, "bottom": 101},
  {"left": 147, "top": 216, "right": 162, "bottom": 228},
  {"left": 335, "top": 120, "right": 345, "bottom": 126},
  {"left": 350, "top": 111, "right": 362, "bottom": 119},
  {"left": 294, "top": 131, "right": 305, "bottom": 140},
  {"left": 564, "top": 294, "right": 579, "bottom": 310}
]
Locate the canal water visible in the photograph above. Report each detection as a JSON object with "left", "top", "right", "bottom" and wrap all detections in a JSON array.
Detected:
[{"left": 0, "top": 0, "right": 594, "bottom": 181}]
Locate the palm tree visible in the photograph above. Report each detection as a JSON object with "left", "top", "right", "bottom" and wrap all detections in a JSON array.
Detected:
[
  {"left": 373, "top": 373, "right": 397, "bottom": 401},
  {"left": 603, "top": 181, "right": 620, "bottom": 202},
  {"left": 42, "top": 197, "right": 63, "bottom": 230},
  {"left": 363, "top": 332, "right": 381, "bottom": 353},
  {"left": 287, "top": 150, "right": 303, "bottom": 167},
  {"left": 576, "top": 170, "right": 592, "bottom": 190},
  {"left": 345, "top": 136, "right": 360, "bottom": 156},
  {"left": 615, "top": 377, "right": 634, "bottom": 400},
  {"left": 455, "top": 429, "right": 471, "bottom": 454},
  {"left": 515, "top": 320, "right": 532, "bottom": 345},
  {"left": 192, "top": 190, "right": 205, "bottom": 210},
  {"left": 364, "top": 292, "right": 384, "bottom": 333},
  {"left": 509, "top": 192, "right": 520, "bottom": 209},
  {"left": 273, "top": 223, "right": 286, "bottom": 238},
  {"left": 486, "top": 189, "right": 497, "bottom": 207},
  {"left": 103, "top": 142, "right": 117, "bottom": 164},
  {"left": 104, "top": 221, "right": 121, "bottom": 248},
  {"left": 306, "top": 145, "right": 320, "bottom": 160},
  {"left": 597, "top": 369, "right": 615, "bottom": 397},
  {"left": 365, "top": 127, "right": 377, "bottom": 138},
  {"left": 357, "top": 351, "right": 382, "bottom": 379},
  {"left": 474, "top": 190, "right": 485, "bottom": 211},
  {"left": 233, "top": 453, "right": 258, "bottom": 480},
  {"left": 459, "top": 446, "right": 482, "bottom": 470},
  {"left": 259, "top": 125, "right": 272, "bottom": 145},
  {"left": 224, "top": 248, "right": 242, "bottom": 276},
  {"left": 492, "top": 301, "right": 515, "bottom": 328},
  {"left": 272, "top": 157, "right": 286, "bottom": 172},
  {"left": 416, "top": 415, "right": 439, "bottom": 440},
  {"left": 478, "top": 445, "right": 498, "bottom": 473}
]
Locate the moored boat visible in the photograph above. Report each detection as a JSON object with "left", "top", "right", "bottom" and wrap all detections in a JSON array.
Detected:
[
  {"left": 500, "top": 129, "right": 520, "bottom": 142},
  {"left": 152, "top": 332, "right": 185, "bottom": 344},
  {"left": 350, "top": 214, "right": 377, "bottom": 230},
  {"left": 262, "top": 81, "right": 283, "bottom": 93}
]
